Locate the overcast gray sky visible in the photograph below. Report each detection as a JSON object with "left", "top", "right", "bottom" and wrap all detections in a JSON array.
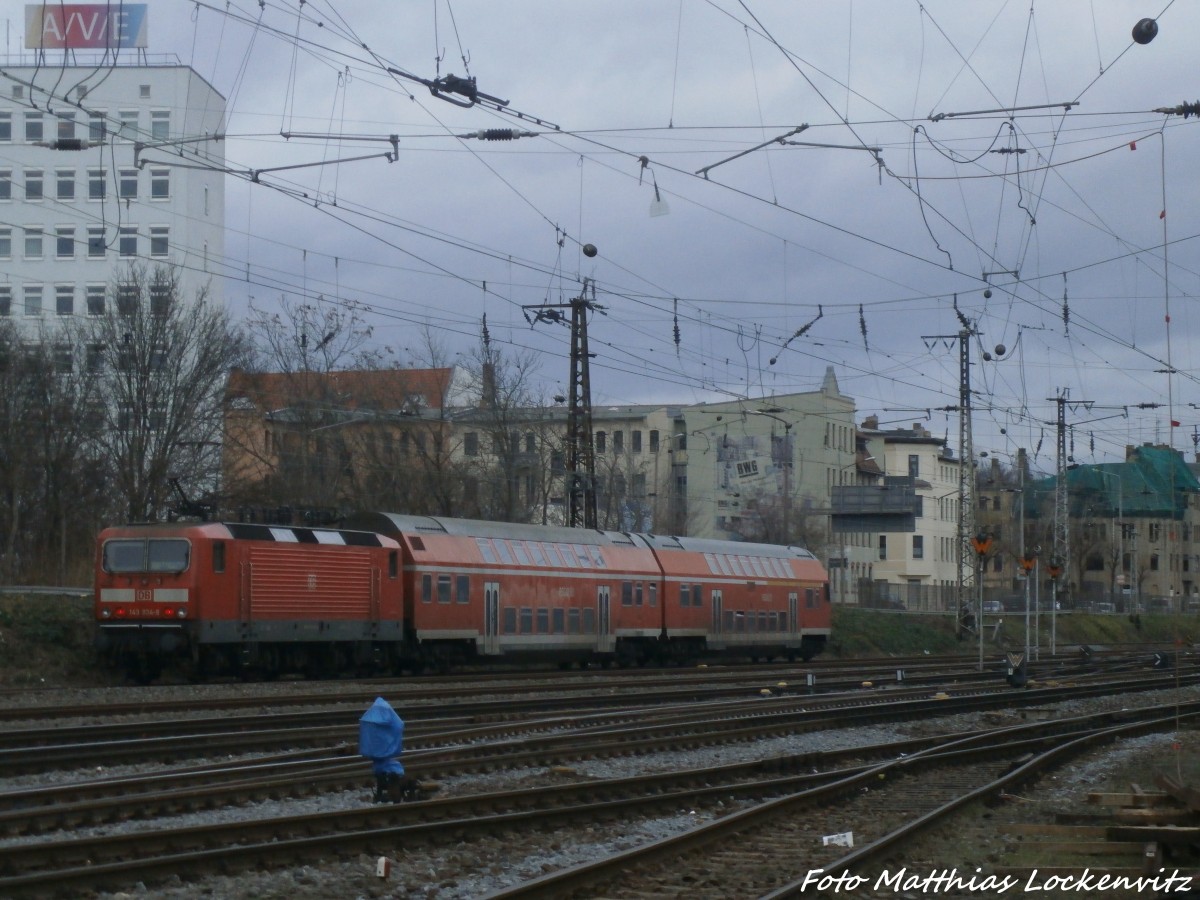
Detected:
[{"left": 17, "top": 0, "right": 1199, "bottom": 473}]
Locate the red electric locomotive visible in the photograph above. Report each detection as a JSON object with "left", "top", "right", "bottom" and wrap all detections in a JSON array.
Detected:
[{"left": 94, "top": 520, "right": 404, "bottom": 681}]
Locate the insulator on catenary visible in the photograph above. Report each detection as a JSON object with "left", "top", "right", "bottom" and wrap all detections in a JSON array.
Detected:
[
  {"left": 1154, "top": 101, "right": 1200, "bottom": 118},
  {"left": 467, "top": 129, "right": 535, "bottom": 141}
]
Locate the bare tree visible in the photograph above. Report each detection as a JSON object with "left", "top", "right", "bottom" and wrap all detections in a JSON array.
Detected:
[
  {"left": 0, "top": 320, "right": 114, "bottom": 582},
  {"left": 84, "top": 264, "right": 249, "bottom": 522},
  {"left": 456, "top": 325, "right": 556, "bottom": 524}
]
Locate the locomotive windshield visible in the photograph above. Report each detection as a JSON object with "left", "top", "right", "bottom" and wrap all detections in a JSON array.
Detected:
[{"left": 103, "top": 538, "right": 191, "bottom": 574}]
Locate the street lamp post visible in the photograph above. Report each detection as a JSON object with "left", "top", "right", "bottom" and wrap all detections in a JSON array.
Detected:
[
  {"left": 1098, "top": 471, "right": 1124, "bottom": 611},
  {"left": 1020, "top": 551, "right": 1036, "bottom": 665},
  {"left": 1047, "top": 557, "right": 1063, "bottom": 656},
  {"left": 1033, "top": 557, "right": 1041, "bottom": 659}
]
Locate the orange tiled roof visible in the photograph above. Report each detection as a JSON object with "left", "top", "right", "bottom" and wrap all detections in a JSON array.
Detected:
[{"left": 225, "top": 367, "right": 456, "bottom": 412}]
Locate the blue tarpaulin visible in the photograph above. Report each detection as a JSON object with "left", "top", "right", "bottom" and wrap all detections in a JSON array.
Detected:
[{"left": 359, "top": 696, "right": 405, "bottom": 776}]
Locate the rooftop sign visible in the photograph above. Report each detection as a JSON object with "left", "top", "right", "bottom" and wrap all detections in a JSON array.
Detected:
[{"left": 25, "top": 4, "right": 148, "bottom": 50}]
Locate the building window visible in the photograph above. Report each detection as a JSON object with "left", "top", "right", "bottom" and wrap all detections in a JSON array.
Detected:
[
  {"left": 56, "top": 113, "right": 75, "bottom": 141},
  {"left": 119, "top": 168, "right": 137, "bottom": 199},
  {"left": 118, "top": 227, "right": 137, "bottom": 258},
  {"left": 150, "top": 283, "right": 170, "bottom": 317},
  {"left": 86, "top": 284, "right": 105, "bottom": 316},
  {"left": 0, "top": 286, "right": 10, "bottom": 316},
  {"left": 118, "top": 110, "right": 138, "bottom": 141},
  {"left": 150, "top": 111, "right": 170, "bottom": 141},
  {"left": 55, "top": 285, "right": 73, "bottom": 316},
  {"left": 24, "top": 227, "right": 43, "bottom": 259},
  {"left": 55, "top": 227, "right": 74, "bottom": 258},
  {"left": 0, "top": 228, "right": 10, "bottom": 258},
  {"left": 878, "top": 535, "right": 887, "bottom": 560},
  {"left": 150, "top": 168, "right": 169, "bottom": 199},
  {"left": 464, "top": 432, "right": 478, "bottom": 456},
  {"left": 53, "top": 344, "right": 72, "bottom": 373},
  {"left": 25, "top": 169, "right": 43, "bottom": 200},
  {"left": 595, "top": 431, "right": 606, "bottom": 453},
  {"left": 88, "top": 168, "right": 106, "bottom": 200},
  {"left": 23, "top": 285, "right": 42, "bottom": 317},
  {"left": 86, "top": 344, "right": 104, "bottom": 373},
  {"left": 88, "top": 112, "right": 105, "bottom": 142},
  {"left": 140, "top": 84, "right": 151, "bottom": 98},
  {"left": 908, "top": 454, "right": 919, "bottom": 478},
  {"left": 913, "top": 535, "right": 924, "bottom": 560},
  {"left": 24, "top": 112, "right": 42, "bottom": 143},
  {"left": 0, "top": 112, "right": 10, "bottom": 142},
  {"left": 117, "top": 283, "right": 138, "bottom": 316},
  {"left": 149, "top": 226, "right": 168, "bottom": 258},
  {"left": 87, "top": 226, "right": 105, "bottom": 258},
  {"left": 632, "top": 430, "right": 642, "bottom": 453},
  {"left": 0, "top": 170, "right": 10, "bottom": 201},
  {"left": 149, "top": 344, "right": 168, "bottom": 372},
  {"left": 613, "top": 430, "right": 624, "bottom": 453},
  {"left": 56, "top": 169, "right": 74, "bottom": 201}
]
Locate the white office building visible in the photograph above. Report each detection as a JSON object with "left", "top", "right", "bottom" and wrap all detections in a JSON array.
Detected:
[{"left": 0, "top": 59, "right": 224, "bottom": 328}]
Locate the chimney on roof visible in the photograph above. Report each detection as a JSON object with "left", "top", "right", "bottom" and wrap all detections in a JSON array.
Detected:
[{"left": 862, "top": 415, "right": 879, "bottom": 430}]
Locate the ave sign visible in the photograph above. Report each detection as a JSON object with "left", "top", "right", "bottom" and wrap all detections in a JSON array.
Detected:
[{"left": 25, "top": 4, "right": 148, "bottom": 50}]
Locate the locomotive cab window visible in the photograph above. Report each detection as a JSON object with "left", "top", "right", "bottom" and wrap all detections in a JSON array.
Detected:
[
  {"left": 104, "top": 538, "right": 190, "bottom": 574},
  {"left": 212, "top": 541, "right": 226, "bottom": 574},
  {"left": 388, "top": 551, "right": 398, "bottom": 579}
]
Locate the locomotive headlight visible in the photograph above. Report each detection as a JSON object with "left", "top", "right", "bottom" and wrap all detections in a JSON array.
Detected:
[
  {"left": 176, "top": 608, "right": 187, "bottom": 618},
  {"left": 101, "top": 608, "right": 111, "bottom": 618}
]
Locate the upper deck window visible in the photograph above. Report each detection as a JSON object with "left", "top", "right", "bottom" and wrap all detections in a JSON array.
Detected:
[{"left": 104, "top": 538, "right": 190, "bottom": 573}]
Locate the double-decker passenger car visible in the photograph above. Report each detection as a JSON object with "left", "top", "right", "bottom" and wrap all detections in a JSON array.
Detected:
[{"left": 643, "top": 534, "right": 830, "bottom": 663}]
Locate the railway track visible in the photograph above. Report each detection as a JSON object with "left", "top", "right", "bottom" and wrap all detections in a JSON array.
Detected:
[
  {"left": 484, "top": 708, "right": 1199, "bottom": 899},
  {"left": 0, "top": 645, "right": 1171, "bottom": 719},
  {"left": 1, "top": 701, "right": 1193, "bottom": 897},
  {"left": 2, "top": 668, "right": 1194, "bottom": 775}
]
